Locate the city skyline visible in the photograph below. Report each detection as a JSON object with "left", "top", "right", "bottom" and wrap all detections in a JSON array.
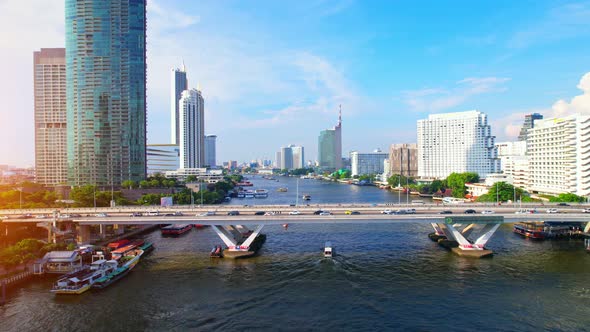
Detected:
[{"left": 2, "top": 1, "right": 590, "bottom": 166}]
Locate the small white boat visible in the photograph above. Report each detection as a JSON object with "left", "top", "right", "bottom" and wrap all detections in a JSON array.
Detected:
[{"left": 324, "top": 241, "right": 333, "bottom": 258}]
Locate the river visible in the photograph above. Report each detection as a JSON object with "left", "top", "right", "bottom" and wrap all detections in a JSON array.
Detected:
[{"left": 1, "top": 176, "right": 590, "bottom": 331}]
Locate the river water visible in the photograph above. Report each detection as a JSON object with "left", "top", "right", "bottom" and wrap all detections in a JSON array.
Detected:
[{"left": 2, "top": 177, "right": 590, "bottom": 331}]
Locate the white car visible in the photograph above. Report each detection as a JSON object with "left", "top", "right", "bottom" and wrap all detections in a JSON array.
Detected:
[
  {"left": 197, "top": 211, "right": 215, "bottom": 216},
  {"left": 264, "top": 212, "right": 276, "bottom": 216},
  {"left": 35, "top": 214, "right": 48, "bottom": 219},
  {"left": 95, "top": 213, "right": 108, "bottom": 217},
  {"left": 381, "top": 209, "right": 394, "bottom": 215},
  {"left": 546, "top": 208, "right": 559, "bottom": 214},
  {"left": 289, "top": 210, "right": 301, "bottom": 215},
  {"left": 583, "top": 208, "right": 590, "bottom": 213},
  {"left": 481, "top": 210, "right": 495, "bottom": 214},
  {"left": 319, "top": 211, "right": 332, "bottom": 216}
]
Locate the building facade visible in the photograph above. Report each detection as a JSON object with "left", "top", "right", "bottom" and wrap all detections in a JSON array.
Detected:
[
  {"left": 291, "top": 146, "right": 305, "bottom": 169},
  {"left": 495, "top": 141, "right": 528, "bottom": 189},
  {"left": 528, "top": 114, "right": 590, "bottom": 196},
  {"left": 350, "top": 150, "right": 389, "bottom": 176},
  {"left": 146, "top": 144, "right": 180, "bottom": 175},
  {"left": 66, "top": 0, "right": 147, "bottom": 186},
  {"left": 518, "top": 113, "right": 543, "bottom": 142},
  {"left": 318, "top": 111, "right": 342, "bottom": 172},
  {"left": 204, "top": 135, "right": 217, "bottom": 167},
  {"left": 171, "top": 65, "right": 188, "bottom": 145},
  {"left": 34, "top": 48, "right": 67, "bottom": 185},
  {"left": 417, "top": 110, "right": 500, "bottom": 179},
  {"left": 178, "top": 89, "right": 205, "bottom": 168},
  {"left": 280, "top": 146, "right": 293, "bottom": 170},
  {"left": 389, "top": 143, "right": 418, "bottom": 177}
]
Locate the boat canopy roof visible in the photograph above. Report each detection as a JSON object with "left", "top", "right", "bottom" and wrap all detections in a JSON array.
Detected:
[{"left": 43, "top": 251, "right": 79, "bottom": 263}]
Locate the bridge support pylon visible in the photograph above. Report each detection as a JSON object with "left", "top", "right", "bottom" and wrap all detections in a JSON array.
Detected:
[
  {"left": 435, "top": 216, "right": 503, "bottom": 258},
  {"left": 211, "top": 224, "right": 266, "bottom": 259}
]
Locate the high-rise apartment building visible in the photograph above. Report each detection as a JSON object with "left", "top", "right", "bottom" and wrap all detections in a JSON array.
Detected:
[
  {"left": 280, "top": 146, "right": 293, "bottom": 170},
  {"left": 275, "top": 151, "right": 282, "bottom": 169},
  {"left": 66, "top": 0, "right": 147, "bottom": 186},
  {"left": 518, "top": 113, "right": 543, "bottom": 142},
  {"left": 146, "top": 144, "right": 180, "bottom": 175},
  {"left": 318, "top": 110, "right": 342, "bottom": 172},
  {"left": 34, "top": 48, "right": 67, "bottom": 186},
  {"left": 292, "top": 146, "right": 305, "bottom": 169},
  {"left": 204, "top": 135, "right": 217, "bottom": 167},
  {"left": 417, "top": 110, "right": 500, "bottom": 179},
  {"left": 350, "top": 150, "right": 389, "bottom": 176},
  {"left": 528, "top": 114, "right": 590, "bottom": 196},
  {"left": 496, "top": 141, "right": 528, "bottom": 189},
  {"left": 178, "top": 89, "right": 205, "bottom": 168},
  {"left": 171, "top": 65, "right": 188, "bottom": 145},
  {"left": 389, "top": 143, "right": 418, "bottom": 177}
]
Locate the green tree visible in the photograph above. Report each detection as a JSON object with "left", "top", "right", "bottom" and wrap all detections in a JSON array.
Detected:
[
  {"left": 186, "top": 175, "right": 197, "bottom": 183},
  {"left": 549, "top": 193, "right": 587, "bottom": 203},
  {"left": 476, "top": 182, "right": 524, "bottom": 202},
  {"left": 70, "top": 185, "right": 97, "bottom": 207},
  {"left": 121, "top": 180, "right": 136, "bottom": 189},
  {"left": 446, "top": 172, "right": 480, "bottom": 198},
  {"left": 139, "top": 180, "right": 149, "bottom": 188},
  {"left": 387, "top": 174, "right": 415, "bottom": 187}
]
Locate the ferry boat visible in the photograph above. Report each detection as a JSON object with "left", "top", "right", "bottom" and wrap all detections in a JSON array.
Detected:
[
  {"left": 254, "top": 189, "right": 269, "bottom": 198},
  {"left": 107, "top": 239, "right": 130, "bottom": 250},
  {"left": 236, "top": 181, "right": 254, "bottom": 186},
  {"left": 277, "top": 187, "right": 288, "bottom": 192},
  {"left": 51, "top": 259, "right": 117, "bottom": 295},
  {"left": 513, "top": 222, "right": 546, "bottom": 239},
  {"left": 161, "top": 224, "right": 193, "bottom": 236},
  {"left": 93, "top": 247, "right": 145, "bottom": 290},
  {"left": 324, "top": 241, "right": 333, "bottom": 258},
  {"left": 110, "top": 240, "right": 144, "bottom": 260},
  {"left": 138, "top": 242, "right": 154, "bottom": 255},
  {"left": 302, "top": 194, "right": 311, "bottom": 201},
  {"left": 210, "top": 245, "right": 223, "bottom": 258}
]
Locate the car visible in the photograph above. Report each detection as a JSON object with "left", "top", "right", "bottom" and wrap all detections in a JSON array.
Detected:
[
  {"left": 546, "top": 208, "right": 559, "bottom": 214},
  {"left": 515, "top": 209, "right": 535, "bottom": 214},
  {"left": 394, "top": 209, "right": 406, "bottom": 215},
  {"left": 404, "top": 208, "right": 416, "bottom": 214},
  {"left": 264, "top": 212, "right": 276, "bottom": 216},
  {"left": 70, "top": 214, "right": 82, "bottom": 218},
  {"left": 319, "top": 211, "right": 332, "bottom": 216},
  {"left": 95, "top": 213, "right": 108, "bottom": 217},
  {"left": 147, "top": 211, "right": 160, "bottom": 216},
  {"left": 464, "top": 209, "right": 477, "bottom": 214},
  {"left": 350, "top": 211, "right": 361, "bottom": 215},
  {"left": 314, "top": 210, "right": 324, "bottom": 215},
  {"left": 557, "top": 203, "right": 570, "bottom": 206},
  {"left": 35, "top": 214, "right": 48, "bottom": 219},
  {"left": 173, "top": 211, "right": 184, "bottom": 216},
  {"left": 582, "top": 208, "right": 590, "bottom": 213},
  {"left": 130, "top": 212, "right": 143, "bottom": 217},
  {"left": 289, "top": 210, "right": 301, "bottom": 215},
  {"left": 59, "top": 214, "right": 71, "bottom": 219},
  {"left": 227, "top": 211, "right": 240, "bottom": 216},
  {"left": 481, "top": 210, "right": 495, "bottom": 214},
  {"left": 198, "top": 211, "right": 215, "bottom": 216},
  {"left": 164, "top": 213, "right": 175, "bottom": 217},
  {"left": 381, "top": 209, "right": 394, "bottom": 215},
  {"left": 254, "top": 211, "right": 266, "bottom": 215},
  {"left": 439, "top": 210, "right": 453, "bottom": 214}
]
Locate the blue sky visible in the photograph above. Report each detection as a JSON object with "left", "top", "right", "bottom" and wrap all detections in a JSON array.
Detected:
[{"left": 1, "top": 0, "right": 590, "bottom": 166}]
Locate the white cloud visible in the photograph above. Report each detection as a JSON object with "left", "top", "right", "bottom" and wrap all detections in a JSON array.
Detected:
[{"left": 402, "top": 77, "right": 511, "bottom": 112}]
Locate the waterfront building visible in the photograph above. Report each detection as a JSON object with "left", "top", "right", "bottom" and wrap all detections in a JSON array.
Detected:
[
  {"left": 171, "top": 64, "right": 188, "bottom": 145},
  {"left": 204, "top": 135, "right": 217, "bottom": 167},
  {"left": 528, "top": 114, "right": 590, "bottom": 196},
  {"left": 34, "top": 48, "right": 67, "bottom": 186},
  {"left": 178, "top": 89, "right": 205, "bottom": 168},
  {"left": 318, "top": 110, "right": 342, "bottom": 172},
  {"left": 66, "top": 0, "right": 147, "bottom": 186},
  {"left": 280, "top": 146, "right": 293, "bottom": 170},
  {"left": 164, "top": 168, "right": 223, "bottom": 183},
  {"left": 275, "top": 151, "right": 282, "bottom": 169},
  {"left": 146, "top": 144, "right": 180, "bottom": 175},
  {"left": 350, "top": 150, "right": 389, "bottom": 176},
  {"left": 389, "top": 143, "right": 418, "bottom": 177},
  {"left": 417, "top": 110, "right": 500, "bottom": 179},
  {"left": 292, "top": 146, "right": 305, "bottom": 169},
  {"left": 518, "top": 113, "right": 543, "bottom": 142}
]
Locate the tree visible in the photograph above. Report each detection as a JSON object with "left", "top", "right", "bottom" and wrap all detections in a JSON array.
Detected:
[
  {"left": 186, "top": 175, "right": 197, "bottom": 183},
  {"left": 549, "top": 193, "right": 586, "bottom": 203},
  {"left": 387, "top": 174, "right": 415, "bottom": 187},
  {"left": 476, "top": 182, "right": 524, "bottom": 202},
  {"left": 121, "top": 180, "right": 136, "bottom": 189},
  {"left": 446, "top": 172, "right": 480, "bottom": 198},
  {"left": 70, "top": 185, "right": 97, "bottom": 207},
  {"left": 139, "top": 180, "right": 149, "bottom": 188}
]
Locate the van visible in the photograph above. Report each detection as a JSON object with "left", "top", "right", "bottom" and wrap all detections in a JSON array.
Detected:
[{"left": 147, "top": 211, "right": 160, "bottom": 216}]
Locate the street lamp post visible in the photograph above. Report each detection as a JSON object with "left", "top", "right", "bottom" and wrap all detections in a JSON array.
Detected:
[{"left": 17, "top": 187, "right": 22, "bottom": 209}]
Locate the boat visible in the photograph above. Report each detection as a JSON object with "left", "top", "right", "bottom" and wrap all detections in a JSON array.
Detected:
[
  {"left": 138, "top": 242, "right": 154, "bottom": 255},
  {"left": 277, "top": 187, "right": 288, "bottom": 192},
  {"left": 282, "top": 224, "right": 289, "bottom": 229},
  {"left": 513, "top": 222, "right": 546, "bottom": 239},
  {"left": 254, "top": 189, "right": 269, "bottom": 198},
  {"left": 210, "top": 245, "right": 223, "bottom": 258},
  {"left": 236, "top": 181, "right": 253, "bottom": 186},
  {"left": 302, "top": 194, "right": 311, "bottom": 201},
  {"left": 324, "top": 241, "right": 333, "bottom": 258},
  {"left": 107, "top": 239, "right": 130, "bottom": 250},
  {"left": 237, "top": 191, "right": 246, "bottom": 198},
  {"left": 51, "top": 259, "right": 118, "bottom": 295},
  {"left": 161, "top": 224, "right": 193, "bottom": 236},
  {"left": 93, "top": 248, "right": 145, "bottom": 289},
  {"left": 110, "top": 240, "right": 144, "bottom": 260}
]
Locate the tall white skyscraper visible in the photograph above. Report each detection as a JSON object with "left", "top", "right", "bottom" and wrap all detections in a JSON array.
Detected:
[
  {"left": 417, "top": 110, "right": 500, "bottom": 179},
  {"left": 171, "top": 64, "right": 188, "bottom": 145},
  {"left": 178, "top": 89, "right": 205, "bottom": 168},
  {"left": 34, "top": 48, "right": 67, "bottom": 185},
  {"left": 292, "top": 146, "right": 305, "bottom": 169},
  {"left": 204, "top": 135, "right": 217, "bottom": 167}
]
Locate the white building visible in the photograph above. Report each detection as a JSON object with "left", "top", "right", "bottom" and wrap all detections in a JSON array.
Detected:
[
  {"left": 350, "top": 150, "right": 389, "bottom": 176},
  {"left": 164, "top": 168, "right": 223, "bottom": 183},
  {"left": 528, "top": 114, "right": 590, "bottom": 196},
  {"left": 417, "top": 110, "right": 500, "bottom": 179},
  {"left": 496, "top": 141, "right": 528, "bottom": 190},
  {"left": 204, "top": 135, "right": 217, "bottom": 167},
  {"left": 178, "top": 89, "right": 205, "bottom": 168},
  {"left": 170, "top": 64, "right": 188, "bottom": 145},
  {"left": 292, "top": 146, "right": 305, "bottom": 169},
  {"left": 147, "top": 144, "right": 180, "bottom": 174}
]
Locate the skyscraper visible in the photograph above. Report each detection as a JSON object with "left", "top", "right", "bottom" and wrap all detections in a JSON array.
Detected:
[
  {"left": 34, "top": 48, "right": 67, "bottom": 186},
  {"left": 171, "top": 64, "right": 188, "bottom": 145},
  {"left": 66, "top": 0, "right": 147, "bottom": 186},
  {"left": 318, "top": 108, "right": 342, "bottom": 172},
  {"left": 280, "top": 146, "right": 293, "bottom": 170},
  {"left": 178, "top": 89, "right": 205, "bottom": 168},
  {"left": 389, "top": 143, "right": 418, "bottom": 177},
  {"left": 291, "top": 146, "right": 305, "bottom": 169},
  {"left": 417, "top": 110, "right": 500, "bottom": 179},
  {"left": 204, "top": 135, "right": 217, "bottom": 167},
  {"left": 350, "top": 150, "right": 389, "bottom": 176},
  {"left": 518, "top": 113, "right": 543, "bottom": 141}
]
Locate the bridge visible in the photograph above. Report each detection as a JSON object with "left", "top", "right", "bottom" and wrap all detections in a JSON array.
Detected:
[{"left": 2, "top": 203, "right": 590, "bottom": 258}]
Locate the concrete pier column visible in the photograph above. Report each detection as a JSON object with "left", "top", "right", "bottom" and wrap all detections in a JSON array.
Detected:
[
  {"left": 113, "top": 224, "right": 125, "bottom": 235},
  {"left": 99, "top": 224, "right": 107, "bottom": 239},
  {"left": 438, "top": 216, "right": 503, "bottom": 258},
  {"left": 77, "top": 225, "right": 91, "bottom": 244},
  {"left": 211, "top": 225, "right": 238, "bottom": 248}
]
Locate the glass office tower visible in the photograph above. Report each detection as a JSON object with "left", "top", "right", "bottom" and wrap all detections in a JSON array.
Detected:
[{"left": 66, "top": 0, "right": 147, "bottom": 186}]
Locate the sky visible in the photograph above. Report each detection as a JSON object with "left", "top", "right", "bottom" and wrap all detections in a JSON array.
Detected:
[{"left": 1, "top": 0, "right": 590, "bottom": 167}]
